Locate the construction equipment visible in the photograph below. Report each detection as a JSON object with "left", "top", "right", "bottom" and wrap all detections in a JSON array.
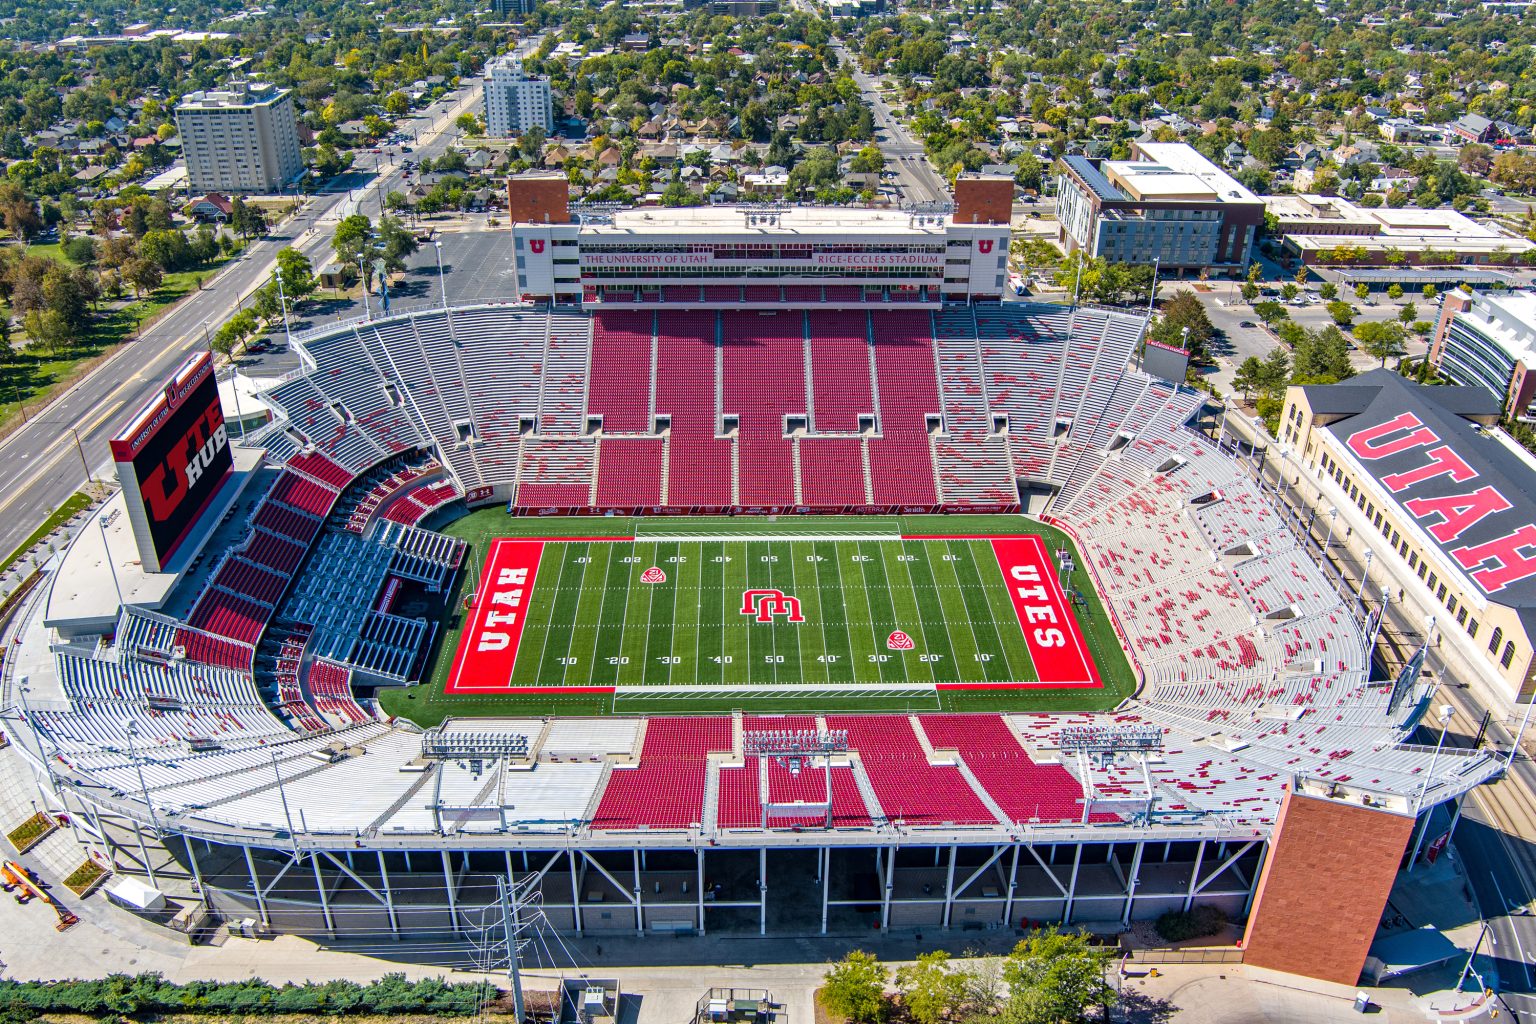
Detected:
[{"left": 2, "top": 860, "right": 78, "bottom": 930}]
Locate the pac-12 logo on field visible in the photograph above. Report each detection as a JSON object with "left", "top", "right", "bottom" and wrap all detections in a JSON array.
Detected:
[
  {"left": 640, "top": 566, "right": 666, "bottom": 584},
  {"left": 740, "top": 589, "right": 804, "bottom": 623},
  {"left": 887, "top": 630, "right": 915, "bottom": 650}
]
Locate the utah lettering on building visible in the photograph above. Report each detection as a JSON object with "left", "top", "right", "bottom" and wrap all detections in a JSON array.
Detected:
[{"left": 1346, "top": 412, "right": 1536, "bottom": 594}]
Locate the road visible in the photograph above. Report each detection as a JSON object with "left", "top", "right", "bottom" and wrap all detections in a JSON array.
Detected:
[
  {"left": 0, "top": 83, "right": 483, "bottom": 561},
  {"left": 831, "top": 41, "right": 949, "bottom": 204}
]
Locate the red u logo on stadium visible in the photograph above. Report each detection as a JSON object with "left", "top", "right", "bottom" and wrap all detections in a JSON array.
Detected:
[
  {"left": 740, "top": 589, "right": 805, "bottom": 623},
  {"left": 529, "top": 239, "right": 545, "bottom": 253},
  {"left": 978, "top": 239, "right": 994, "bottom": 254}
]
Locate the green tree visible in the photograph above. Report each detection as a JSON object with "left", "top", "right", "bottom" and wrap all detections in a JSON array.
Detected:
[
  {"left": 274, "top": 247, "right": 315, "bottom": 303},
  {"left": 333, "top": 213, "right": 381, "bottom": 287},
  {"left": 1399, "top": 302, "right": 1417, "bottom": 325},
  {"left": 1325, "top": 300, "right": 1355, "bottom": 327},
  {"left": 894, "top": 951, "right": 968, "bottom": 1024},
  {"left": 1422, "top": 284, "right": 1438, "bottom": 301},
  {"left": 229, "top": 197, "right": 267, "bottom": 240},
  {"left": 1355, "top": 319, "right": 1405, "bottom": 367},
  {"left": 1280, "top": 282, "right": 1299, "bottom": 302},
  {"left": 214, "top": 308, "right": 258, "bottom": 355},
  {"left": 851, "top": 145, "right": 885, "bottom": 174},
  {"left": 123, "top": 257, "right": 162, "bottom": 298},
  {"left": 1294, "top": 325, "right": 1355, "bottom": 383},
  {"left": 22, "top": 307, "right": 70, "bottom": 352},
  {"left": 518, "top": 125, "right": 546, "bottom": 162},
  {"left": 999, "top": 929, "right": 1115, "bottom": 1024},
  {"left": 1387, "top": 283, "right": 1404, "bottom": 301},
  {"left": 1240, "top": 280, "right": 1259, "bottom": 303},
  {"left": 822, "top": 951, "right": 888, "bottom": 1024},
  {"left": 138, "top": 229, "right": 191, "bottom": 272},
  {"left": 1253, "top": 300, "right": 1289, "bottom": 328},
  {"left": 1233, "top": 355, "right": 1265, "bottom": 400},
  {"left": 1319, "top": 282, "right": 1338, "bottom": 301},
  {"left": 1354, "top": 282, "right": 1371, "bottom": 303},
  {"left": 1149, "top": 289, "right": 1215, "bottom": 361}
]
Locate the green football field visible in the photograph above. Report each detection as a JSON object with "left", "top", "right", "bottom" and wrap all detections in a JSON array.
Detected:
[
  {"left": 485, "top": 536, "right": 1035, "bottom": 689},
  {"left": 378, "top": 514, "right": 1138, "bottom": 724}
]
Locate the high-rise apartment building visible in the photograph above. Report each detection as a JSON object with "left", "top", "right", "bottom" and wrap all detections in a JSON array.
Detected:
[
  {"left": 482, "top": 54, "right": 553, "bottom": 137},
  {"left": 175, "top": 82, "right": 303, "bottom": 194}
]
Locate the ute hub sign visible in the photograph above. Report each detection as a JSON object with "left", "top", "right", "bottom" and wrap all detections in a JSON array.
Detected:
[{"left": 110, "top": 351, "right": 233, "bottom": 573}]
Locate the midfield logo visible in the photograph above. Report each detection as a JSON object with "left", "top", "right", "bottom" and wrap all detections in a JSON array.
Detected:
[
  {"left": 740, "top": 588, "right": 805, "bottom": 623},
  {"left": 887, "top": 630, "right": 915, "bottom": 650}
]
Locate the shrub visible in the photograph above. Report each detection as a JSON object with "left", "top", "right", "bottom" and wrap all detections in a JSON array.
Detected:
[{"left": 1154, "top": 906, "right": 1228, "bottom": 942}]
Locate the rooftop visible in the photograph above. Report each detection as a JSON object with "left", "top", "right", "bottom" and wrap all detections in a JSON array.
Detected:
[
  {"left": 43, "top": 450, "right": 266, "bottom": 633},
  {"left": 1105, "top": 142, "right": 1259, "bottom": 204},
  {"left": 1304, "top": 369, "right": 1536, "bottom": 609},
  {"left": 581, "top": 205, "right": 954, "bottom": 238},
  {"left": 178, "top": 81, "right": 289, "bottom": 111}
]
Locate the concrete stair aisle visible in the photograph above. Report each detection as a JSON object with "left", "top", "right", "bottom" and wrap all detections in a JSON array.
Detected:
[
  {"left": 701, "top": 760, "right": 721, "bottom": 832},
  {"left": 802, "top": 311, "right": 818, "bottom": 432},
  {"left": 659, "top": 435, "right": 671, "bottom": 504},
  {"left": 860, "top": 438, "right": 875, "bottom": 503},
  {"left": 648, "top": 311, "right": 660, "bottom": 429},
  {"left": 590, "top": 437, "right": 602, "bottom": 505},
  {"left": 792, "top": 438, "right": 804, "bottom": 505}
]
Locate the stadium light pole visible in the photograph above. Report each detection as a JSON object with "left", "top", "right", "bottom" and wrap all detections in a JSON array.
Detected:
[
  {"left": 355, "top": 254, "right": 373, "bottom": 321},
  {"left": 433, "top": 240, "right": 449, "bottom": 309},
  {"left": 99, "top": 515, "right": 124, "bottom": 609},
  {"left": 273, "top": 268, "right": 295, "bottom": 352},
  {"left": 122, "top": 720, "right": 161, "bottom": 835},
  {"left": 1409, "top": 703, "right": 1455, "bottom": 868}
]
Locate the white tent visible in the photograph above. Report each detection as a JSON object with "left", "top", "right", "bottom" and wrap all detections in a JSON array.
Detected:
[{"left": 105, "top": 875, "right": 167, "bottom": 912}]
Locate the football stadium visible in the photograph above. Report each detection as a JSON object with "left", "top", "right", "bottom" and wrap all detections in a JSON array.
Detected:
[{"left": 0, "top": 175, "right": 1506, "bottom": 986}]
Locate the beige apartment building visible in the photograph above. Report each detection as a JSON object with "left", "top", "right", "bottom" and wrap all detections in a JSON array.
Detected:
[{"left": 175, "top": 82, "right": 303, "bottom": 194}]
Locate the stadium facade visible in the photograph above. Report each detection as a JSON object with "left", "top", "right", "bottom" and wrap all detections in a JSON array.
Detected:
[{"left": 0, "top": 180, "right": 1508, "bottom": 989}]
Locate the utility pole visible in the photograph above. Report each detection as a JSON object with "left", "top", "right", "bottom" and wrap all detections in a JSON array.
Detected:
[{"left": 496, "top": 875, "right": 526, "bottom": 1024}]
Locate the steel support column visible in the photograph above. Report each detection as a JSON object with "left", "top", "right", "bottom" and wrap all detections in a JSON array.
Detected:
[
  {"left": 1122, "top": 841, "right": 1145, "bottom": 924},
  {"left": 759, "top": 847, "right": 768, "bottom": 936},
  {"left": 821, "top": 847, "right": 830, "bottom": 935},
  {"left": 942, "top": 845, "right": 957, "bottom": 929},
  {"left": 378, "top": 851, "right": 400, "bottom": 937},
  {"left": 441, "top": 850, "right": 460, "bottom": 933},
  {"left": 1002, "top": 844, "right": 1021, "bottom": 927},
  {"left": 244, "top": 845, "right": 270, "bottom": 928},
  {"left": 1063, "top": 844, "right": 1083, "bottom": 923},
  {"left": 1183, "top": 840, "right": 1205, "bottom": 912},
  {"left": 312, "top": 855, "right": 335, "bottom": 936}
]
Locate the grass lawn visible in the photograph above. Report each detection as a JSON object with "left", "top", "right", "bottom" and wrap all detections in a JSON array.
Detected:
[{"left": 378, "top": 513, "right": 1136, "bottom": 726}]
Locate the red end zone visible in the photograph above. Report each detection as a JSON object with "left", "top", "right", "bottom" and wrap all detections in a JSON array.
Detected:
[
  {"left": 448, "top": 540, "right": 567, "bottom": 694},
  {"left": 940, "top": 535, "right": 1100, "bottom": 690}
]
